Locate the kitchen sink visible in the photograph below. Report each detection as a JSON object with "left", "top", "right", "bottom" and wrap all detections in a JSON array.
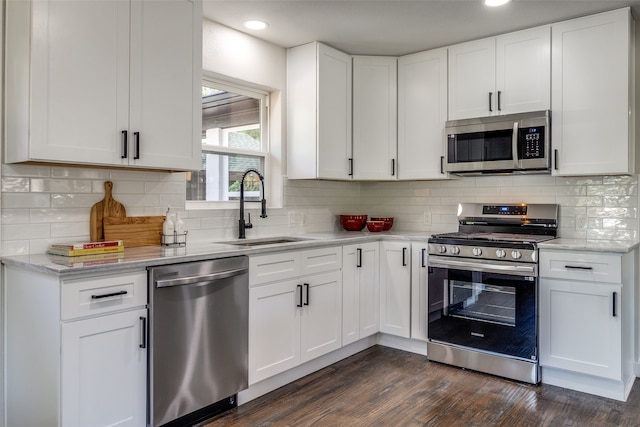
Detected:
[{"left": 216, "top": 237, "right": 313, "bottom": 247}]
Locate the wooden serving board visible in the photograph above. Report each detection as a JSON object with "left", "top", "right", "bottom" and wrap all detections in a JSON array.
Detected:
[
  {"left": 103, "top": 216, "right": 165, "bottom": 247},
  {"left": 90, "top": 181, "right": 126, "bottom": 241}
]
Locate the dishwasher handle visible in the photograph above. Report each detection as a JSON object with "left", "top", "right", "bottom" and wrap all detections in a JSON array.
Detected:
[{"left": 155, "top": 267, "right": 248, "bottom": 288}]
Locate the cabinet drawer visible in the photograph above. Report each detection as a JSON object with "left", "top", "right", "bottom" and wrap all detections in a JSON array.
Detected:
[
  {"left": 61, "top": 271, "right": 148, "bottom": 320},
  {"left": 539, "top": 250, "right": 621, "bottom": 284},
  {"left": 250, "top": 252, "right": 300, "bottom": 285},
  {"left": 300, "top": 246, "right": 342, "bottom": 276}
]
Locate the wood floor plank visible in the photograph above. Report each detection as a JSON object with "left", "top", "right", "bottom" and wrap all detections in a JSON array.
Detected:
[{"left": 204, "top": 346, "right": 640, "bottom": 426}]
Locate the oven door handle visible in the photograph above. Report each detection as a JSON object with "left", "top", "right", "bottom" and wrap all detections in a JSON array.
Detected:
[{"left": 428, "top": 257, "right": 536, "bottom": 276}]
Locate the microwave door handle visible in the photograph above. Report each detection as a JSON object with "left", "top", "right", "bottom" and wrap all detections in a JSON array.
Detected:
[{"left": 512, "top": 121, "right": 520, "bottom": 169}]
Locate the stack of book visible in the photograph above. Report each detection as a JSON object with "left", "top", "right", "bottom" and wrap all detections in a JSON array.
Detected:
[{"left": 47, "top": 240, "right": 124, "bottom": 257}]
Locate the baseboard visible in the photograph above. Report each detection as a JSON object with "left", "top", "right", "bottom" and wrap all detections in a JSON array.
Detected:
[
  {"left": 238, "top": 336, "right": 377, "bottom": 405},
  {"left": 377, "top": 333, "right": 427, "bottom": 356},
  {"left": 541, "top": 366, "right": 635, "bottom": 402}
]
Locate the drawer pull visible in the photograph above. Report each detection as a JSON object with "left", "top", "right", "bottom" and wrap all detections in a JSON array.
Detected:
[
  {"left": 564, "top": 265, "right": 593, "bottom": 270},
  {"left": 297, "top": 284, "right": 303, "bottom": 308},
  {"left": 91, "top": 290, "right": 128, "bottom": 300},
  {"left": 612, "top": 292, "right": 617, "bottom": 317}
]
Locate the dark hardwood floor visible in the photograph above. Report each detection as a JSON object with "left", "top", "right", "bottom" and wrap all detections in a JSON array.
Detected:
[{"left": 204, "top": 345, "right": 640, "bottom": 426}]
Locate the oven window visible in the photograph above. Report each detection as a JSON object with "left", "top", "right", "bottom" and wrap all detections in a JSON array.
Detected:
[
  {"left": 449, "top": 129, "right": 513, "bottom": 163},
  {"left": 448, "top": 277, "right": 516, "bottom": 327}
]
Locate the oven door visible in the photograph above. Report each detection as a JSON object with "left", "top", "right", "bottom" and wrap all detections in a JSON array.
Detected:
[{"left": 427, "top": 256, "right": 537, "bottom": 362}]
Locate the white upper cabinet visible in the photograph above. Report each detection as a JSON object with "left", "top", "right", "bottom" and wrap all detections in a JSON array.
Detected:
[
  {"left": 287, "top": 42, "right": 353, "bottom": 179},
  {"left": 352, "top": 56, "right": 398, "bottom": 180},
  {"left": 448, "top": 26, "right": 550, "bottom": 120},
  {"left": 398, "top": 48, "right": 449, "bottom": 180},
  {"left": 551, "top": 8, "right": 635, "bottom": 176},
  {"left": 5, "top": 0, "right": 202, "bottom": 171}
]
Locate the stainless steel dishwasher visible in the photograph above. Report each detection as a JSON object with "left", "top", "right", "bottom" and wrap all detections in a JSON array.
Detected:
[{"left": 148, "top": 256, "right": 249, "bottom": 427}]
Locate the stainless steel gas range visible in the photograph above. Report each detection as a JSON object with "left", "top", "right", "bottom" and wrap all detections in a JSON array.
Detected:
[{"left": 426, "top": 203, "right": 558, "bottom": 384}]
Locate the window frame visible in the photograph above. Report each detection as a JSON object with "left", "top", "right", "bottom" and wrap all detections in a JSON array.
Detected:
[{"left": 187, "top": 77, "right": 270, "bottom": 210}]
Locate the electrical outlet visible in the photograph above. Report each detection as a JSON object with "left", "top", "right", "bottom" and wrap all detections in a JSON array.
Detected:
[
  {"left": 288, "top": 212, "right": 296, "bottom": 228},
  {"left": 423, "top": 212, "right": 432, "bottom": 226},
  {"left": 576, "top": 215, "right": 587, "bottom": 231}
]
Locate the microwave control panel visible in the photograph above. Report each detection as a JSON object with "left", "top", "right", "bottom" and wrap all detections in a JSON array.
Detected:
[{"left": 518, "top": 127, "right": 545, "bottom": 159}]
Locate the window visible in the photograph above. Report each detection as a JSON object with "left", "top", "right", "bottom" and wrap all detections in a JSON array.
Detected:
[{"left": 186, "top": 80, "right": 269, "bottom": 207}]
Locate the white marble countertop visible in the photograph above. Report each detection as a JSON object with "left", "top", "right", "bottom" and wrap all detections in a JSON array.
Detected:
[
  {"left": 0, "top": 231, "right": 432, "bottom": 277},
  {"left": 538, "top": 238, "right": 640, "bottom": 253},
  {"left": 4, "top": 231, "right": 636, "bottom": 277}
]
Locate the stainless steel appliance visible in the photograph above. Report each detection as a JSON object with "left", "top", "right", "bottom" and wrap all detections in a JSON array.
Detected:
[
  {"left": 427, "top": 203, "right": 558, "bottom": 384},
  {"left": 148, "top": 256, "right": 249, "bottom": 426},
  {"left": 444, "top": 110, "right": 551, "bottom": 175}
]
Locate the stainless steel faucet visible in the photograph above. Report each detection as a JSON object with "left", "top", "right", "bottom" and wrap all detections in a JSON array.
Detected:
[{"left": 239, "top": 168, "right": 267, "bottom": 239}]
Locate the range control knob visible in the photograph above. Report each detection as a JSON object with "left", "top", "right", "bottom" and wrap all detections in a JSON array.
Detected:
[
  {"left": 495, "top": 249, "right": 506, "bottom": 258},
  {"left": 472, "top": 247, "right": 482, "bottom": 256},
  {"left": 438, "top": 245, "right": 447, "bottom": 254},
  {"left": 450, "top": 246, "right": 460, "bottom": 255},
  {"left": 511, "top": 250, "right": 522, "bottom": 260}
]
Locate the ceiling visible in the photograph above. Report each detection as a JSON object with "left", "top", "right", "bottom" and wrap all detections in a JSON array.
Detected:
[{"left": 203, "top": 0, "right": 640, "bottom": 56}]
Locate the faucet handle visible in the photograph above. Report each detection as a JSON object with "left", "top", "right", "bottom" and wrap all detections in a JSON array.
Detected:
[{"left": 245, "top": 212, "right": 253, "bottom": 229}]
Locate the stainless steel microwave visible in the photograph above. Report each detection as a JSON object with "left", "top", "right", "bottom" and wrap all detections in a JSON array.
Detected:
[{"left": 444, "top": 110, "right": 551, "bottom": 175}]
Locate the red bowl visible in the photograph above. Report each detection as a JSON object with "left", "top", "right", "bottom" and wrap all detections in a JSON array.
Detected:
[
  {"left": 366, "top": 221, "right": 385, "bottom": 232},
  {"left": 340, "top": 214, "right": 368, "bottom": 231},
  {"left": 370, "top": 217, "right": 394, "bottom": 231}
]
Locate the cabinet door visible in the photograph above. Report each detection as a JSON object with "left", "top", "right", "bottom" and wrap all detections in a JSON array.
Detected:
[
  {"left": 343, "top": 242, "right": 380, "bottom": 345},
  {"left": 398, "top": 48, "right": 448, "bottom": 180},
  {"left": 317, "top": 43, "right": 353, "bottom": 179},
  {"left": 342, "top": 244, "right": 360, "bottom": 345},
  {"left": 359, "top": 242, "right": 380, "bottom": 338},
  {"left": 287, "top": 42, "right": 352, "bottom": 180},
  {"left": 496, "top": 26, "right": 550, "bottom": 114},
  {"left": 300, "top": 271, "right": 343, "bottom": 363},
  {"left": 410, "top": 243, "right": 429, "bottom": 341},
  {"left": 23, "top": 0, "right": 130, "bottom": 165},
  {"left": 61, "top": 308, "right": 147, "bottom": 427},
  {"left": 551, "top": 8, "right": 632, "bottom": 175},
  {"left": 249, "top": 280, "right": 301, "bottom": 384},
  {"left": 539, "top": 278, "right": 622, "bottom": 380},
  {"left": 448, "top": 38, "right": 495, "bottom": 120},
  {"left": 352, "top": 56, "right": 398, "bottom": 180},
  {"left": 129, "top": 0, "right": 202, "bottom": 170},
  {"left": 380, "top": 242, "right": 411, "bottom": 337}
]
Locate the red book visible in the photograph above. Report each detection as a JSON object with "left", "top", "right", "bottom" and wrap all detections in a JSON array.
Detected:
[{"left": 49, "top": 240, "right": 123, "bottom": 250}]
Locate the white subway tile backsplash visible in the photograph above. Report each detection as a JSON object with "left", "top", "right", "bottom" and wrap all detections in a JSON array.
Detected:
[{"left": 1, "top": 161, "right": 638, "bottom": 254}]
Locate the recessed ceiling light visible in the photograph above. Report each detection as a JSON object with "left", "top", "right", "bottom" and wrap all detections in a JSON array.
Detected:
[
  {"left": 484, "top": 0, "right": 511, "bottom": 6},
  {"left": 243, "top": 20, "right": 268, "bottom": 30}
]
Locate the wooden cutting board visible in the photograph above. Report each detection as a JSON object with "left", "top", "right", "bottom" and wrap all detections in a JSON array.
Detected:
[
  {"left": 103, "top": 216, "right": 165, "bottom": 247},
  {"left": 90, "top": 181, "right": 126, "bottom": 241}
]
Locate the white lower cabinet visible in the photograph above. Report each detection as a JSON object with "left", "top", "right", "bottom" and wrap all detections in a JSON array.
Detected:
[
  {"left": 61, "top": 308, "right": 148, "bottom": 427},
  {"left": 380, "top": 241, "right": 411, "bottom": 338},
  {"left": 538, "top": 248, "right": 636, "bottom": 401},
  {"left": 248, "top": 247, "right": 342, "bottom": 384},
  {"left": 4, "top": 266, "right": 148, "bottom": 426},
  {"left": 342, "top": 242, "right": 380, "bottom": 345},
  {"left": 410, "top": 243, "right": 429, "bottom": 341}
]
